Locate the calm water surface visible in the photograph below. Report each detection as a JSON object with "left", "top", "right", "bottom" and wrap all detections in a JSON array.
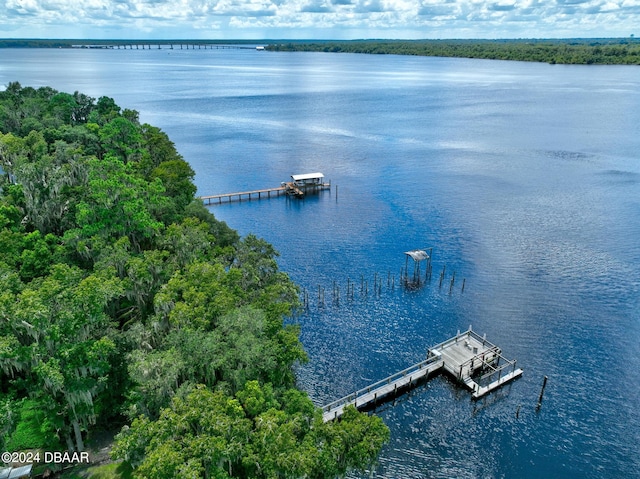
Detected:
[{"left": 2, "top": 49, "right": 639, "bottom": 478}]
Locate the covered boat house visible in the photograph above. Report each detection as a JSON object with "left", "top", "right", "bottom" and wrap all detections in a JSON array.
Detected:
[
  {"left": 291, "top": 172, "right": 327, "bottom": 187},
  {"left": 283, "top": 172, "right": 330, "bottom": 198}
]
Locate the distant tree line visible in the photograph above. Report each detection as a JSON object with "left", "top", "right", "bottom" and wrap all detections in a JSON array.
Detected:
[
  {"left": 0, "top": 40, "right": 77, "bottom": 48},
  {"left": 0, "top": 82, "right": 389, "bottom": 478},
  {"left": 266, "top": 38, "right": 640, "bottom": 65}
]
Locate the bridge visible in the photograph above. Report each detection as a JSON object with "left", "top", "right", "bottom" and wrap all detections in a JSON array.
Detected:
[
  {"left": 71, "top": 42, "right": 260, "bottom": 50},
  {"left": 321, "top": 327, "right": 523, "bottom": 422}
]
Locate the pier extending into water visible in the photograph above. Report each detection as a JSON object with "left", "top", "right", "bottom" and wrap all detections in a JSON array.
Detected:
[
  {"left": 200, "top": 186, "right": 288, "bottom": 205},
  {"left": 321, "top": 327, "right": 522, "bottom": 422},
  {"left": 200, "top": 172, "right": 331, "bottom": 205}
]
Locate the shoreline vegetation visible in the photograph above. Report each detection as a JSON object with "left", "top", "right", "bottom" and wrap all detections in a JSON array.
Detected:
[
  {"left": 1, "top": 37, "right": 640, "bottom": 64},
  {"left": 265, "top": 38, "right": 640, "bottom": 64},
  {"left": 0, "top": 82, "right": 389, "bottom": 478}
]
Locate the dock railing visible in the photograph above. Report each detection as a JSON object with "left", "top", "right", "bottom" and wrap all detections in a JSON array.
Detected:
[
  {"left": 321, "top": 354, "right": 443, "bottom": 414},
  {"left": 429, "top": 327, "right": 494, "bottom": 351},
  {"left": 475, "top": 357, "right": 519, "bottom": 388}
]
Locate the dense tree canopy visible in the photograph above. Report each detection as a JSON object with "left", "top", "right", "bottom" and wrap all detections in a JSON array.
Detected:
[
  {"left": 0, "top": 82, "right": 389, "bottom": 477},
  {"left": 267, "top": 38, "right": 640, "bottom": 65}
]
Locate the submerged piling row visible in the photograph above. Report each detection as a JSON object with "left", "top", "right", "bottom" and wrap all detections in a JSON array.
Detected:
[{"left": 299, "top": 265, "right": 466, "bottom": 312}]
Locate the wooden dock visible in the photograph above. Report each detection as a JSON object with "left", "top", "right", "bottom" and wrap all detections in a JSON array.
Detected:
[
  {"left": 200, "top": 186, "right": 287, "bottom": 205},
  {"left": 200, "top": 181, "right": 330, "bottom": 205},
  {"left": 321, "top": 327, "right": 523, "bottom": 422}
]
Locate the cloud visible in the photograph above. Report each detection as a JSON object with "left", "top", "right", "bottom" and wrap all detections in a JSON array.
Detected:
[
  {"left": 556, "top": 0, "right": 591, "bottom": 5},
  {"left": 418, "top": 5, "right": 456, "bottom": 16},
  {"left": 0, "top": 0, "right": 638, "bottom": 38},
  {"left": 354, "top": 0, "right": 386, "bottom": 12},
  {"left": 488, "top": 2, "right": 516, "bottom": 11},
  {"left": 300, "top": 0, "right": 334, "bottom": 12}
]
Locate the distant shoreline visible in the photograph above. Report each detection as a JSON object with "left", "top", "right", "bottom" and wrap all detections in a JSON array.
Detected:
[
  {"left": 265, "top": 38, "right": 640, "bottom": 65},
  {"left": 2, "top": 38, "right": 639, "bottom": 64}
]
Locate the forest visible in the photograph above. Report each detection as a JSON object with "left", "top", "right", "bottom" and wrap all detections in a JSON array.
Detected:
[
  {"left": 0, "top": 82, "right": 389, "bottom": 478},
  {"left": 266, "top": 38, "right": 640, "bottom": 64}
]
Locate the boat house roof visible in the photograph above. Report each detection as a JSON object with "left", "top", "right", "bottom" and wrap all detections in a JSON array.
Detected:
[
  {"left": 404, "top": 249, "right": 430, "bottom": 261},
  {"left": 291, "top": 172, "right": 324, "bottom": 182}
]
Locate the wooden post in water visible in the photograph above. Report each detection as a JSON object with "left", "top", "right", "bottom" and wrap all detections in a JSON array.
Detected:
[
  {"left": 537, "top": 375, "right": 548, "bottom": 409},
  {"left": 405, "top": 255, "right": 409, "bottom": 282}
]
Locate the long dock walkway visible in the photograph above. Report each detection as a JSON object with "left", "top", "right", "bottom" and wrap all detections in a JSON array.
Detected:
[
  {"left": 200, "top": 186, "right": 287, "bottom": 205},
  {"left": 200, "top": 181, "right": 330, "bottom": 205},
  {"left": 321, "top": 327, "right": 523, "bottom": 422}
]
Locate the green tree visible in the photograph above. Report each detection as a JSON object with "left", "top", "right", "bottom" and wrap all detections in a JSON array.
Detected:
[
  {"left": 99, "top": 117, "right": 143, "bottom": 162},
  {"left": 157, "top": 217, "right": 213, "bottom": 269},
  {"left": 113, "top": 385, "right": 252, "bottom": 478},
  {"left": 138, "top": 124, "right": 184, "bottom": 177},
  {"left": 150, "top": 159, "right": 197, "bottom": 215},
  {"left": 126, "top": 347, "right": 186, "bottom": 420},
  {"left": 94, "top": 96, "right": 120, "bottom": 123},
  {"left": 10, "top": 134, "right": 88, "bottom": 235},
  {"left": 67, "top": 155, "right": 167, "bottom": 256},
  {"left": 48, "top": 92, "right": 78, "bottom": 125},
  {"left": 0, "top": 265, "right": 124, "bottom": 451},
  {"left": 0, "top": 132, "right": 26, "bottom": 175},
  {"left": 114, "top": 383, "right": 389, "bottom": 479}
]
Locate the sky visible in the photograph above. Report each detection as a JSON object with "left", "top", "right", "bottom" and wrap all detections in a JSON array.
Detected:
[{"left": 1, "top": 0, "right": 638, "bottom": 40}]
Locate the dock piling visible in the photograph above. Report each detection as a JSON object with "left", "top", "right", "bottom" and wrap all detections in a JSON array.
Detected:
[{"left": 536, "top": 375, "right": 548, "bottom": 409}]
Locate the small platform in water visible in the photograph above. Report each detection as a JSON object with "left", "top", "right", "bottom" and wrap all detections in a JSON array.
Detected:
[{"left": 322, "top": 327, "right": 522, "bottom": 422}]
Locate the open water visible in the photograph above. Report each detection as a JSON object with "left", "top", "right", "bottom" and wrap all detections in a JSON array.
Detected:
[{"left": 2, "top": 48, "right": 640, "bottom": 478}]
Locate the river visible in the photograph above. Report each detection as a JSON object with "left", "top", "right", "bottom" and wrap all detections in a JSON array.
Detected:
[{"left": 2, "top": 48, "right": 639, "bottom": 478}]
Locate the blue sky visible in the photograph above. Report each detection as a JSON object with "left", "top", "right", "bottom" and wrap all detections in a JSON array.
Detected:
[{"left": 1, "top": 0, "right": 638, "bottom": 39}]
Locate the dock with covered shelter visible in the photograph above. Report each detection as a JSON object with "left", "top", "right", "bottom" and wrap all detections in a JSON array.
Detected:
[
  {"left": 321, "top": 327, "right": 523, "bottom": 422},
  {"left": 200, "top": 172, "right": 330, "bottom": 205}
]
